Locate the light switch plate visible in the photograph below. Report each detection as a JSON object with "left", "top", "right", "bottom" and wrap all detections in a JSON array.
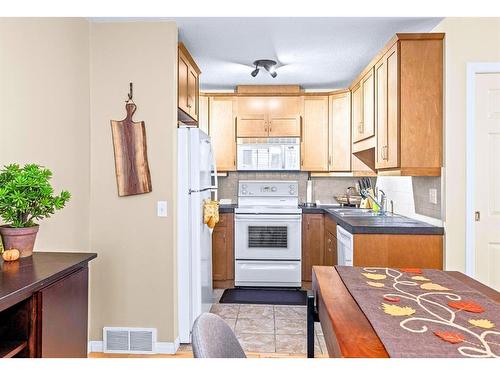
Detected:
[
  {"left": 429, "top": 189, "right": 438, "bottom": 205},
  {"left": 157, "top": 201, "right": 168, "bottom": 217}
]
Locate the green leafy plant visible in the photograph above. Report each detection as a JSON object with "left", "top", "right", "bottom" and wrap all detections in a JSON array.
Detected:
[{"left": 0, "top": 164, "right": 70, "bottom": 228}]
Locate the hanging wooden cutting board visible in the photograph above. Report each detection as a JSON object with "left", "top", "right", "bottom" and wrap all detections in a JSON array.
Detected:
[{"left": 110, "top": 102, "right": 152, "bottom": 196}]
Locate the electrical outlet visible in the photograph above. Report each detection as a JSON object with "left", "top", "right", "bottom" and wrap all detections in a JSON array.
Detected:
[
  {"left": 157, "top": 201, "right": 168, "bottom": 217},
  {"left": 429, "top": 189, "right": 438, "bottom": 205}
]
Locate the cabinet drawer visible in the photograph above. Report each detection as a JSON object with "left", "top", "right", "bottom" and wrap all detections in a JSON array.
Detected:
[{"left": 235, "top": 260, "right": 301, "bottom": 287}]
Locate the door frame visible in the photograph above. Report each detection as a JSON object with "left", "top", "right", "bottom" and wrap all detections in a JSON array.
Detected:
[{"left": 465, "top": 63, "right": 500, "bottom": 277}]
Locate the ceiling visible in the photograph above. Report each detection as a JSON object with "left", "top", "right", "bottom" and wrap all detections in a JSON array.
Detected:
[{"left": 174, "top": 17, "right": 443, "bottom": 91}]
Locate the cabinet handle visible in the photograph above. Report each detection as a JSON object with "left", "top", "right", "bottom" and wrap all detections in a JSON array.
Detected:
[
  {"left": 328, "top": 156, "right": 332, "bottom": 168},
  {"left": 384, "top": 146, "right": 388, "bottom": 160},
  {"left": 269, "top": 121, "right": 272, "bottom": 133}
]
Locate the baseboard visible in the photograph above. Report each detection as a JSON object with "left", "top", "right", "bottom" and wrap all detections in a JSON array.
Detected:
[
  {"left": 88, "top": 341, "right": 103, "bottom": 353},
  {"left": 87, "top": 337, "right": 180, "bottom": 355}
]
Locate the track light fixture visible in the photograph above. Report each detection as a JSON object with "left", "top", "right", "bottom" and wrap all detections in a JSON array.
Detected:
[{"left": 251, "top": 59, "right": 278, "bottom": 78}]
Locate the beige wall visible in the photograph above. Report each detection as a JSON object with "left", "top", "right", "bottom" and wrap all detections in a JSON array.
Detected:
[
  {"left": 433, "top": 18, "right": 500, "bottom": 271},
  {"left": 0, "top": 18, "right": 90, "bottom": 252},
  {"left": 89, "top": 21, "right": 178, "bottom": 342}
]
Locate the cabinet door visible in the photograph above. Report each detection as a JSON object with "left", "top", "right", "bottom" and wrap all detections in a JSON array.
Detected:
[
  {"left": 236, "top": 114, "right": 268, "bottom": 137},
  {"left": 210, "top": 97, "right": 236, "bottom": 171},
  {"left": 324, "top": 231, "right": 338, "bottom": 267},
  {"left": 329, "top": 92, "right": 351, "bottom": 171},
  {"left": 212, "top": 214, "right": 234, "bottom": 283},
  {"left": 187, "top": 67, "right": 199, "bottom": 121},
  {"left": 39, "top": 268, "right": 88, "bottom": 358},
  {"left": 178, "top": 52, "right": 190, "bottom": 115},
  {"left": 199, "top": 96, "right": 209, "bottom": 134},
  {"left": 361, "top": 69, "right": 375, "bottom": 141},
  {"left": 268, "top": 116, "right": 301, "bottom": 137},
  {"left": 302, "top": 214, "right": 325, "bottom": 282},
  {"left": 375, "top": 56, "right": 388, "bottom": 168},
  {"left": 376, "top": 43, "right": 400, "bottom": 169},
  {"left": 302, "top": 97, "right": 329, "bottom": 171},
  {"left": 351, "top": 83, "right": 363, "bottom": 143},
  {"left": 385, "top": 44, "right": 400, "bottom": 168},
  {"left": 212, "top": 226, "right": 227, "bottom": 281},
  {"left": 268, "top": 96, "right": 301, "bottom": 137}
]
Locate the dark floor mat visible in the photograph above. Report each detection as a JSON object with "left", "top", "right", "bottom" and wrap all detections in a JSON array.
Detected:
[{"left": 219, "top": 288, "right": 307, "bottom": 305}]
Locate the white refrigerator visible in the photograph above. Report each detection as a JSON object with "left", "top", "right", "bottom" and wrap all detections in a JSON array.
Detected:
[{"left": 177, "top": 127, "right": 218, "bottom": 343}]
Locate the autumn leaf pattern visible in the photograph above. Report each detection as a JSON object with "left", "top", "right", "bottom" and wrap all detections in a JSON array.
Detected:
[{"left": 357, "top": 267, "right": 500, "bottom": 357}]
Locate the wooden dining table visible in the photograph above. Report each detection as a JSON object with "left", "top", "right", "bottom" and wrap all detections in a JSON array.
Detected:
[{"left": 309, "top": 266, "right": 500, "bottom": 358}]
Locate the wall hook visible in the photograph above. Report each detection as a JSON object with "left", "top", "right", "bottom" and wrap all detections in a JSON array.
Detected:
[{"left": 126, "top": 82, "right": 134, "bottom": 103}]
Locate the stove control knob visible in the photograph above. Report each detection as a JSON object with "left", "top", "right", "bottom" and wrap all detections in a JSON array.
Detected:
[
  {"left": 241, "top": 184, "right": 247, "bottom": 189},
  {"left": 241, "top": 189, "right": 247, "bottom": 195},
  {"left": 271, "top": 187, "right": 277, "bottom": 192}
]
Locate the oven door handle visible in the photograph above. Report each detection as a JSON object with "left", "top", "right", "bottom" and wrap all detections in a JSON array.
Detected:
[{"left": 235, "top": 214, "right": 302, "bottom": 222}]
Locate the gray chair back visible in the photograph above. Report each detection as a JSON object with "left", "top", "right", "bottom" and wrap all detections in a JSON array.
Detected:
[{"left": 192, "top": 312, "right": 246, "bottom": 358}]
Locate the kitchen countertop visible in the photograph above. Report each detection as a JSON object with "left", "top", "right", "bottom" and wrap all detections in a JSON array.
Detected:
[
  {"left": 220, "top": 203, "right": 443, "bottom": 235},
  {"left": 302, "top": 204, "right": 444, "bottom": 235}
]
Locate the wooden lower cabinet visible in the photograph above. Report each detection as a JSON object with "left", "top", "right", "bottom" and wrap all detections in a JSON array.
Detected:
[
  {"left": 353, "top": 234, "right": 443, "bottom": 269},
  {"left": 302, "top": 214, "right": 325, "bottom": 282},
  {"left": 324, "top": 215, "right": 338, "bottom": 267},
  {"left": 212, "top": 213, "right": 234, "bottom": 288}
]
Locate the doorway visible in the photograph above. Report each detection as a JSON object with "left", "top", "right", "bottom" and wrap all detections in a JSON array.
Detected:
[{"left": 466, "top": 64, "right": 500, "bottom": 290}]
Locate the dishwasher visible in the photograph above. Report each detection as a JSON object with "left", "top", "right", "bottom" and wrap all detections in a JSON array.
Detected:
[{"left": 336, "top": 226, "right": 354, "bottom": 266}]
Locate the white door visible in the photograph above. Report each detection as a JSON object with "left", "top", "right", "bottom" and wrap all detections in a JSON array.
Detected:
[{"left": 474, "top": 72, "right": 500, "bottom": 291}]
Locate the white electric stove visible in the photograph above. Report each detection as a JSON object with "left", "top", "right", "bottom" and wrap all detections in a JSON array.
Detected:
[{"left": 234, "top": 181, "right": 302, "bottom": 287}]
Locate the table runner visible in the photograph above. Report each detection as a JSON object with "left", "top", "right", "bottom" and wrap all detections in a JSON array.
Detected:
[{"left": 335, "top": 266, "right": 500, "bottom": 358}]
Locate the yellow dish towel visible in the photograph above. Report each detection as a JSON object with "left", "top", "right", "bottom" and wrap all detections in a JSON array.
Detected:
[{"left": 203, "top": 199, "right": 220, "bottom": 229}]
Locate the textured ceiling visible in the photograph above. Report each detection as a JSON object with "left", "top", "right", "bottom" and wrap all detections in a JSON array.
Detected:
[{"left": 174, "top": 17, "right": 442, "bottom": 90}]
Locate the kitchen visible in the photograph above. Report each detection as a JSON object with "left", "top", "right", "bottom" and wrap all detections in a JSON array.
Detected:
[
  {"left": 1, "top": 12, "right": 499, "bottom": 364},
  {"left": 176, "top": 19, "right": 450, "bottom": 357}
]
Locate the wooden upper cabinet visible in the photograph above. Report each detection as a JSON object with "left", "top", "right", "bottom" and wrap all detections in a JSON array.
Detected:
[
  {"left": 178, "top": 43, "right": 201, "bottom": 124},
  {"left": 374, "top": 35, "right": 443, "bottom": 176},
  {"left": 209, "top": 97, "right": 237, "bottom": 171},
  {"left": 302, "top": 96, "right": 329, "bottom": 171},
  {"left": 329, "top": 92, "right": 351, "bottom": 171},
  {"left": 349, "top": 33, "right": 444, "bottom": 176},
  {"left": 376, "top": 43, "right": 400, "bottom": 169},
  {"left": 199, "top": 95, "right": 209, "bottom": 134},
  {"left": 236, "top": 96, "right": 301, "bottom": 138}
]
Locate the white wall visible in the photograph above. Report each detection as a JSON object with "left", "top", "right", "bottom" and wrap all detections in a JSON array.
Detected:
[
  {"left": 433, "top": 18, "right": 500, "bottom": 272},
  {"left": 0, "top": 18, "right": 90, "bottom": 252},
  {"left": 89, "top": 21, "right": 178, "bottom": 343}
]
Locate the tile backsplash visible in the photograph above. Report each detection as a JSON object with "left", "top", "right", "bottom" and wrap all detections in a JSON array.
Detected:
[
  {"left": 217, "top": 172, "right": 364, "bottom": 205},
  {"left": 375, "top": 175, "right": 443, "bottom": 225},
  {"left": 218, "top": 172, "right": 443, "bottom": 226}
]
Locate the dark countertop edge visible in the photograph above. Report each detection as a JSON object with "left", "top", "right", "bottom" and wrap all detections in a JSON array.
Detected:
[
  {"left": 0, "top": 252, "right": 97, "bottom": 312},
  {"left": 219, "top": 204, "right": 238, "bottom": 213},
  {"left": 322, "top": 209, "right": 444, "bottom": 235},
  {"left": 223, "top": 204, "right": 444, "bottom": 235}
]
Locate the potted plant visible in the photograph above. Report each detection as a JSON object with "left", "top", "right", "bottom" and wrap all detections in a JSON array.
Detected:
[{"left": 0, "top": 164, "right": 70, "bottom": 257}]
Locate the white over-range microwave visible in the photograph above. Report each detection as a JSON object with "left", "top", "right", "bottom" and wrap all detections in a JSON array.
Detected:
[{"left": 236, "top": 138, "right": 300, "bottom": 171}]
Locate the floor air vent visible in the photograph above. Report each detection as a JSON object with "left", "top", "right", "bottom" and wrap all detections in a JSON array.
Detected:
[{"left": 103, "top": 327, "right": 157, "bottom": 354}]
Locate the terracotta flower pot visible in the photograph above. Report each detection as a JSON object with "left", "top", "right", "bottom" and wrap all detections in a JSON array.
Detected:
[{"left": 0, "top": 225, "right": 39, "bottom": 258}]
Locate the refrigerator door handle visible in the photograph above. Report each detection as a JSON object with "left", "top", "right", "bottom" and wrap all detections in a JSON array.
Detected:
[
  {"left": 189, "top": 187, "right": 218, "bottom": 194},
  {"left": 209, "top": 141, "right": 218, "bottom": 201}
]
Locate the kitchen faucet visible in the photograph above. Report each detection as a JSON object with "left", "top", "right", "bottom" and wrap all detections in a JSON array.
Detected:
[{"left": 360, "top": 188, "right": 388, "bottom": 215}]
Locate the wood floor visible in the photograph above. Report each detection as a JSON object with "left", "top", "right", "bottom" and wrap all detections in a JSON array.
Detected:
[{"left": 88, "top": 350, "right": 325, "bottom": 358}]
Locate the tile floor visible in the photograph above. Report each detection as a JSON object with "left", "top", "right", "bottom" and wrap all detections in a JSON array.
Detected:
[{"left": 198, "top": 289, "right": 328, "bottom": 357}]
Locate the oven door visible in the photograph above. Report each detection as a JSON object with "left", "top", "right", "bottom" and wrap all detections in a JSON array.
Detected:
[{"left": 235, "top": 214, "right": 302, "bottom": 260}]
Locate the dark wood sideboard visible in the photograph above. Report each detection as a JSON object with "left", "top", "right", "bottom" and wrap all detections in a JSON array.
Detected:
[{"left": 0, "top": 252, "right": 97, "bottom": 358}]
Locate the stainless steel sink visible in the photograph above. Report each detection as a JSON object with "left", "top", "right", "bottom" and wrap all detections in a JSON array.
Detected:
[{"left": 328, "top": 208, "right": 387, "bottom": 217}]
